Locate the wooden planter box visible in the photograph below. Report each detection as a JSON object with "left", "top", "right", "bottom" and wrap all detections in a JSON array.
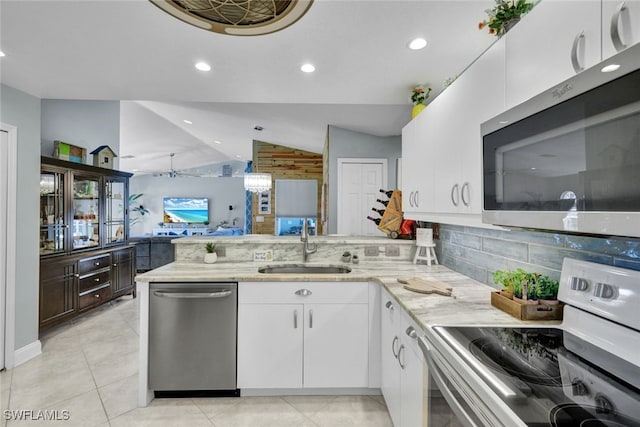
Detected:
[{"left": 490, "top": 291, "right": 564, "bottom": 321}]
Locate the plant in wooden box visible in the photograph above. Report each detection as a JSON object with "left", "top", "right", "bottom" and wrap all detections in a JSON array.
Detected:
[
  {"left": 534, "top": 274, "right": 560, "bottom": 305},
  {"left": 204, "top": 242, "right": 217, "bottom": 264},
  {"left": 493, "top": 269, "right": 537, "bottom": 304}
]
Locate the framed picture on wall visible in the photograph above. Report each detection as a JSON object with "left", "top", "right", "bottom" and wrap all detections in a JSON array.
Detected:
[{"left": 259, "top": 190, "right": 271, "bottom": 214}]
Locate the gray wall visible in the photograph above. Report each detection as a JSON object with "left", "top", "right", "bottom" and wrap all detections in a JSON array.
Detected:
[
  {"left": 436, "top": 224, "right": 640, "bottom": 287},
  {"left": 327, "top": 126, "right": 401, "bottom": 234},
  {"left": 129, "top": 174, "right": 246, "bottom": 236},
  {"left": 41, "top": 99, "right": 121, "bottom": 168},
  {"left": 1, "top": 84, "right": 41, "bottom": 349}
]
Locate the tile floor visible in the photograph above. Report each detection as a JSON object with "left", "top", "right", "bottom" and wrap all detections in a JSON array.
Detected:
[{"left": 1, "top": 296, "right": 393, "bottom": 426}]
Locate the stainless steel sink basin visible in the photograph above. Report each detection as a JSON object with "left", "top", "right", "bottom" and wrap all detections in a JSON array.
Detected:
[{"left": 258, "top": 265, "right": 352, "bottom": 274}]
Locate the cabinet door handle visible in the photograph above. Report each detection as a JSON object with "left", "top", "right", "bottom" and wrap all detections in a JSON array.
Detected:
[
  {"left": 409, "top": 191, "right": 414, "bottom": 207},
  {"left": 398, "top": 345, "right": 406, "bottom": 370},
  {"left": 451, "top": 184, "right": 460, "bottom": 207},
  {"left": 414, "top": 190, "right": 419, "bottom": 208},
  {"left": 294, "top": 309, "right": 298, "bottom": 329},
  {"left": 385, "top": 300, "right": 394, "bottom": 311},
  {"left": 113, "top": 263, "right": 117, "bottom": 267},
  {"left": 94, "top": 278, "right": 100, "bottom": 282},
  {"left": 461, "top": 182, "right": 470, "bottom": 207},
  {"left": 405, "top": 326, "right": 418, "bottom": 340},
  {"left": 295, "top": 289, "right": 312, "bottom": 297},
  {"left": 610, "top": 2, "right": 629, "bottom": 52},
  {"left": 392, "top": 336, "right": 399, "bottom": 358},
  {"left": 74, "top": 273, "right": 80, "bottom": 278},
  {"left": 571, "top": 31, "right": 586, "bottom": 73},
  {"left": 309, "top": 309, "right": 313, "bottom": 328}
]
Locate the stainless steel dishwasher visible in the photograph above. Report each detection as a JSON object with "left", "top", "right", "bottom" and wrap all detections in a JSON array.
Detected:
[{"left": 149, "top": 282, "right": 238, "bottom": 395}]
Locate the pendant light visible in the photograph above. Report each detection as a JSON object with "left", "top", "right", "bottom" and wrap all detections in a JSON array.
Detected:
[{"left": 244, "top": 172, "right": 272, "bottom": 193}]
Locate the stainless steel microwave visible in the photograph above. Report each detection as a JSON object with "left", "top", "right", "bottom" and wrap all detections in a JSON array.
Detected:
[{"left": 482, "top": 42, "right": 640, "bottom": 238}]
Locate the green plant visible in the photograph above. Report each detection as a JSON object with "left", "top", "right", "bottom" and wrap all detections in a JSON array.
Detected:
[
  {"left": 342, "top": 251, "right": 351, "bottom": 257},
  {"left": 410, "top": 85, "right": 432, "bottom": 106},
  {"left": 493, "top": 269, "right": 558, "bottom": 300},
  {"left": 128, "top": 193, "right": 149, "bottom": 226},
  {"left": 205, "top": 242, "right": 216, "bottom": 253},
  {"left": 479, "top": 0, "right": 535, "bottom": 36}
]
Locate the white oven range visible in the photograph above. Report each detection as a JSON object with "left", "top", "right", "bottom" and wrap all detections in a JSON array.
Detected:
[{"left": 419, "top": 258, "right": 640, "bottom": 427}]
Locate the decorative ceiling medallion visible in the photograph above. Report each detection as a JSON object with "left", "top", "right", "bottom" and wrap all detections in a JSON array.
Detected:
[{"left": 150, "top": 0, "right": 313, "bottom": 36}]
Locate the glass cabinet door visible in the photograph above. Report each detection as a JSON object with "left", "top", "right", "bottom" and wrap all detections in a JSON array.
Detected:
[
  {"left": 105, "top": 178, "right": 127, "bottom": 245},
  {"left": 72, "top": 175, "right": 100, "bottom": 250},
  {"left": 40, "top": 170, "right": 67, "bottom": 255}
]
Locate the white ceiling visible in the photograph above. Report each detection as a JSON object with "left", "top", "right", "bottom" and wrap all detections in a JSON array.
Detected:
[{"left": 0, "top": 0, "right": 497, "bottom": 174}]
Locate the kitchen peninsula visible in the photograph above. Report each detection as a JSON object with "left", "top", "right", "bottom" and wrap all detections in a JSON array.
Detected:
[{"left": 136, "top": 235, "right": 558, "bottom": 407}]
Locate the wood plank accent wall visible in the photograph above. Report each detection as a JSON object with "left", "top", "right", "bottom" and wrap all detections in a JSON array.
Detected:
[{"left": 252, "top": 140, "right": 323, "bottom": 235}]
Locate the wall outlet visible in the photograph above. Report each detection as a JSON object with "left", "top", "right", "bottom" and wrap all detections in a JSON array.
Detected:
[
  {"left": 385, "top": 245, "right": 400, "bottom": 257},
  {"left": 364, "top": 246, "right": 379, "bottom": 256},
  {"left": 254, "top": 249, "right": 273, "bottom": 262},
  {"left": 216, "top": 247, "right": 226, "bottom": 257}
]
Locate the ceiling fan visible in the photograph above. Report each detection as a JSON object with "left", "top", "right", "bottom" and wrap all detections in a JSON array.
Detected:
[{"left": 153, "top": 153, "right": 198, "bottom": 178}]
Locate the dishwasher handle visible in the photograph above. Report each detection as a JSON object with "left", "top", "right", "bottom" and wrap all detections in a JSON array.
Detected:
[{"left": 153, "top": 290, "right": 233, "bottom": 299}]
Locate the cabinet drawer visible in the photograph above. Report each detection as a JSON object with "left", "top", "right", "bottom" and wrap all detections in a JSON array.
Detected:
[
  {"left": 239, "top": 281, "right": 368, "bottom": 304},
  {"left": 79, "top": 283, "right": 112, "bottom": 310},
  {"left": 79, "top": 269, "right": 111, "bottom": 293},
  {"left": 78, "top": 254, "right": 111, "bottom": 274}
]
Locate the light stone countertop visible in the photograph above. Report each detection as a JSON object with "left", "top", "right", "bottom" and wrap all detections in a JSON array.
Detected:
[
  {"left": 167, "top": 235, "right": 416, "bottom": 245},
  {"left": 136, "top": 260, "right": 561, "bottom": 330}
]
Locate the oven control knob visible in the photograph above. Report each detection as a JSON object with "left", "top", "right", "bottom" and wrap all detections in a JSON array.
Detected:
[
  {"left": 570, "top": 277, "right": 589, "bottom": 291},
  {"left": 571, "top": 379, "right": 590, "bottom": 396},
  {"left": 594, "top": 283, "right": 618, "bottom": 300},
  {"left": 595, "top": 394, "right": 614, "bottom": 414}
]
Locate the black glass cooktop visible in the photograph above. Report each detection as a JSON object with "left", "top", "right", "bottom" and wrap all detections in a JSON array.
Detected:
[{"left": 435, "top": 327, "right": 640, "bottom": 427}]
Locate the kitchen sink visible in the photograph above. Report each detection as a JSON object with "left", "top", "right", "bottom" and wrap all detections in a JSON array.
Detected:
[{"left": 258, "top": 265, "right": 352, "bottom": 274}]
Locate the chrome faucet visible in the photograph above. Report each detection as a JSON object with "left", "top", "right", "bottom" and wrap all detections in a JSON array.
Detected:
[{"left": 301, "top": 218, "right": 317, "bottom": 262}]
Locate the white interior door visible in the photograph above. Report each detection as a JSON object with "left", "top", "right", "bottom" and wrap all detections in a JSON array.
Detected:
[
  {"left": 0, "top": 130, "right": 8, "bottom": 369},
  {"left": 337, "top": 159, "right": 387, "bottom": 235}
]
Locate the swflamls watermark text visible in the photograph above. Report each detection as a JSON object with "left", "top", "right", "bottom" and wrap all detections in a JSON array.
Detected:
[{"left": 3, "top": 409, "right": 70, "bottom": 421}]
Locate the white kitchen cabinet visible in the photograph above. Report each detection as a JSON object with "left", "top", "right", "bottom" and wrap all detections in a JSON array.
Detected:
[
  {"left": 304, "top": 303, "right": 369, "bottom": 388},
  {"left": 401, "top": 38, "right": 505, "bottom": 227},
  {"left": 237, "top": 282, "right": 369, "bottom": 390},
  {"left": 237, "top": 303, "right": 303, "bottom": 388},
  {"left": 380, "top": 290, "right": 423, "bottom": 427},
  {"left": 505, "top": 0, "right": 602, "bottom": 109},
  {"left": 603, "top": 0, "right": 640, "bottom": 59},
  {"left": 401, "top": 109, "right": 434, "bottom": 214}
]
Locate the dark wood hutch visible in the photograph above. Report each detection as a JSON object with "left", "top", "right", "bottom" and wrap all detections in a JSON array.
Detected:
[{"left": 39, "top": 156, "right": 136, "bottom": 332}]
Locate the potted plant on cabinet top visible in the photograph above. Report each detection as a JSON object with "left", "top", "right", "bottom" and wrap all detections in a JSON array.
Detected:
[
  {"left": 410, "top": 85, "right": 432, "bottom": 118},
  {"left": 478, "top": 0, "right": 535, "bottom": 37},
  {"left": 204, "top": 242, "right": 217, "bottom": 264}
]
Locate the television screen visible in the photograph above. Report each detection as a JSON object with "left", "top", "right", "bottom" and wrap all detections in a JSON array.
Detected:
[{"left": 163, "top": 197, "right": 209, "bottom": 223}]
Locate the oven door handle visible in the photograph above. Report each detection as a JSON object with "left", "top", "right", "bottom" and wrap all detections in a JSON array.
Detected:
[{"left": 419, "top": 337, "right": 481, "bottom": 427}]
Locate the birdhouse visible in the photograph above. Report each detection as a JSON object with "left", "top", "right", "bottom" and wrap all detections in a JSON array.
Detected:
[{"left": 90, "top": 145, "right": 117, "bottom": 169}]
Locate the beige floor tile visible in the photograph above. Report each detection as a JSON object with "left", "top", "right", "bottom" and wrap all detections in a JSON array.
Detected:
[
  {"left": 109, "top": 398, "right": 214, "bottom": 427},
  {"left": 307, "top": 395, "right": 393, "bottom": 427},
  {"left": 82, "top": 328, "right": 139, "bottom": 367},
  {"left": 98, "top": 373, "right": 138, "bottom": 419},
  {"left": 282, "top": 395, "right": 336, "bottom": 417},
  {"left": 195, "top": 396, "right": 315, "bottom": 427},
  {"left": 10, "top": 350, "right": 95, "bottom": 410},
  {"left": 89, "top": 349, "right": 138, "bottom": 388},
  {"left": 6, "top": 389, "right": 107, "bottom": 427},
  {"left": 1, "top": 369, "right": 13, "bottom": 426}
]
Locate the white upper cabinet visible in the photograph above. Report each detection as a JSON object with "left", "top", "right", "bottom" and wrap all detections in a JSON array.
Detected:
[
  {"left": 401, "top": 110, "right": 434, "bottom": 214},
  {"left": 401, "top": 38, "right": 505, "bottom": 225},
  {"left": 603, "top": 0, "right": 640, "bottom": 59},
  {"left": 505, "top": 0, "right": 602, "bottom": 109}
]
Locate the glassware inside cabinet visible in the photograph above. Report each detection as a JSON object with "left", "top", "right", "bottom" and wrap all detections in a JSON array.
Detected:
[
  {"left": 72, "top": 176, "right": 100, "bottom": 250},
  {"left": 40, "top": 171, "right": 67, "bottom": 255},
  {"left": 105, "top": 178, "right": 126, "bottom": 244}
]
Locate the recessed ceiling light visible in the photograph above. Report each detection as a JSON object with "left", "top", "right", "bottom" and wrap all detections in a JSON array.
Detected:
[
  {"left": 132, "top": 169, "right": 140, "bottom": 172},
  {"left": 601, "top": 64, "right": 620, "bottom": 73},
  {"left": 0, "top": 51, "right": 5, "bottom": 57},
  {"left": 183, "top": 119, "right": 193, "bottom": 124},
  {"left": 195, "top": 62, "right": 211, "bottom": 71},
  {"left": 254, "top": 125, "right": 264, "bottom": 131},
  {"left": 214, "top": 140, "right": 222, "bottom": 144},
  {"left": 408, "top": 38, "right": 427, "bottom": 50},
  {"left": 235, "top": 154, "right": 242, "bottom": 158},
  {"left": 499, "top": 120, "right": 509, "bottom": 124},
  {"left": 300, "top": 63, "right": 315, "bottom": 73}
]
